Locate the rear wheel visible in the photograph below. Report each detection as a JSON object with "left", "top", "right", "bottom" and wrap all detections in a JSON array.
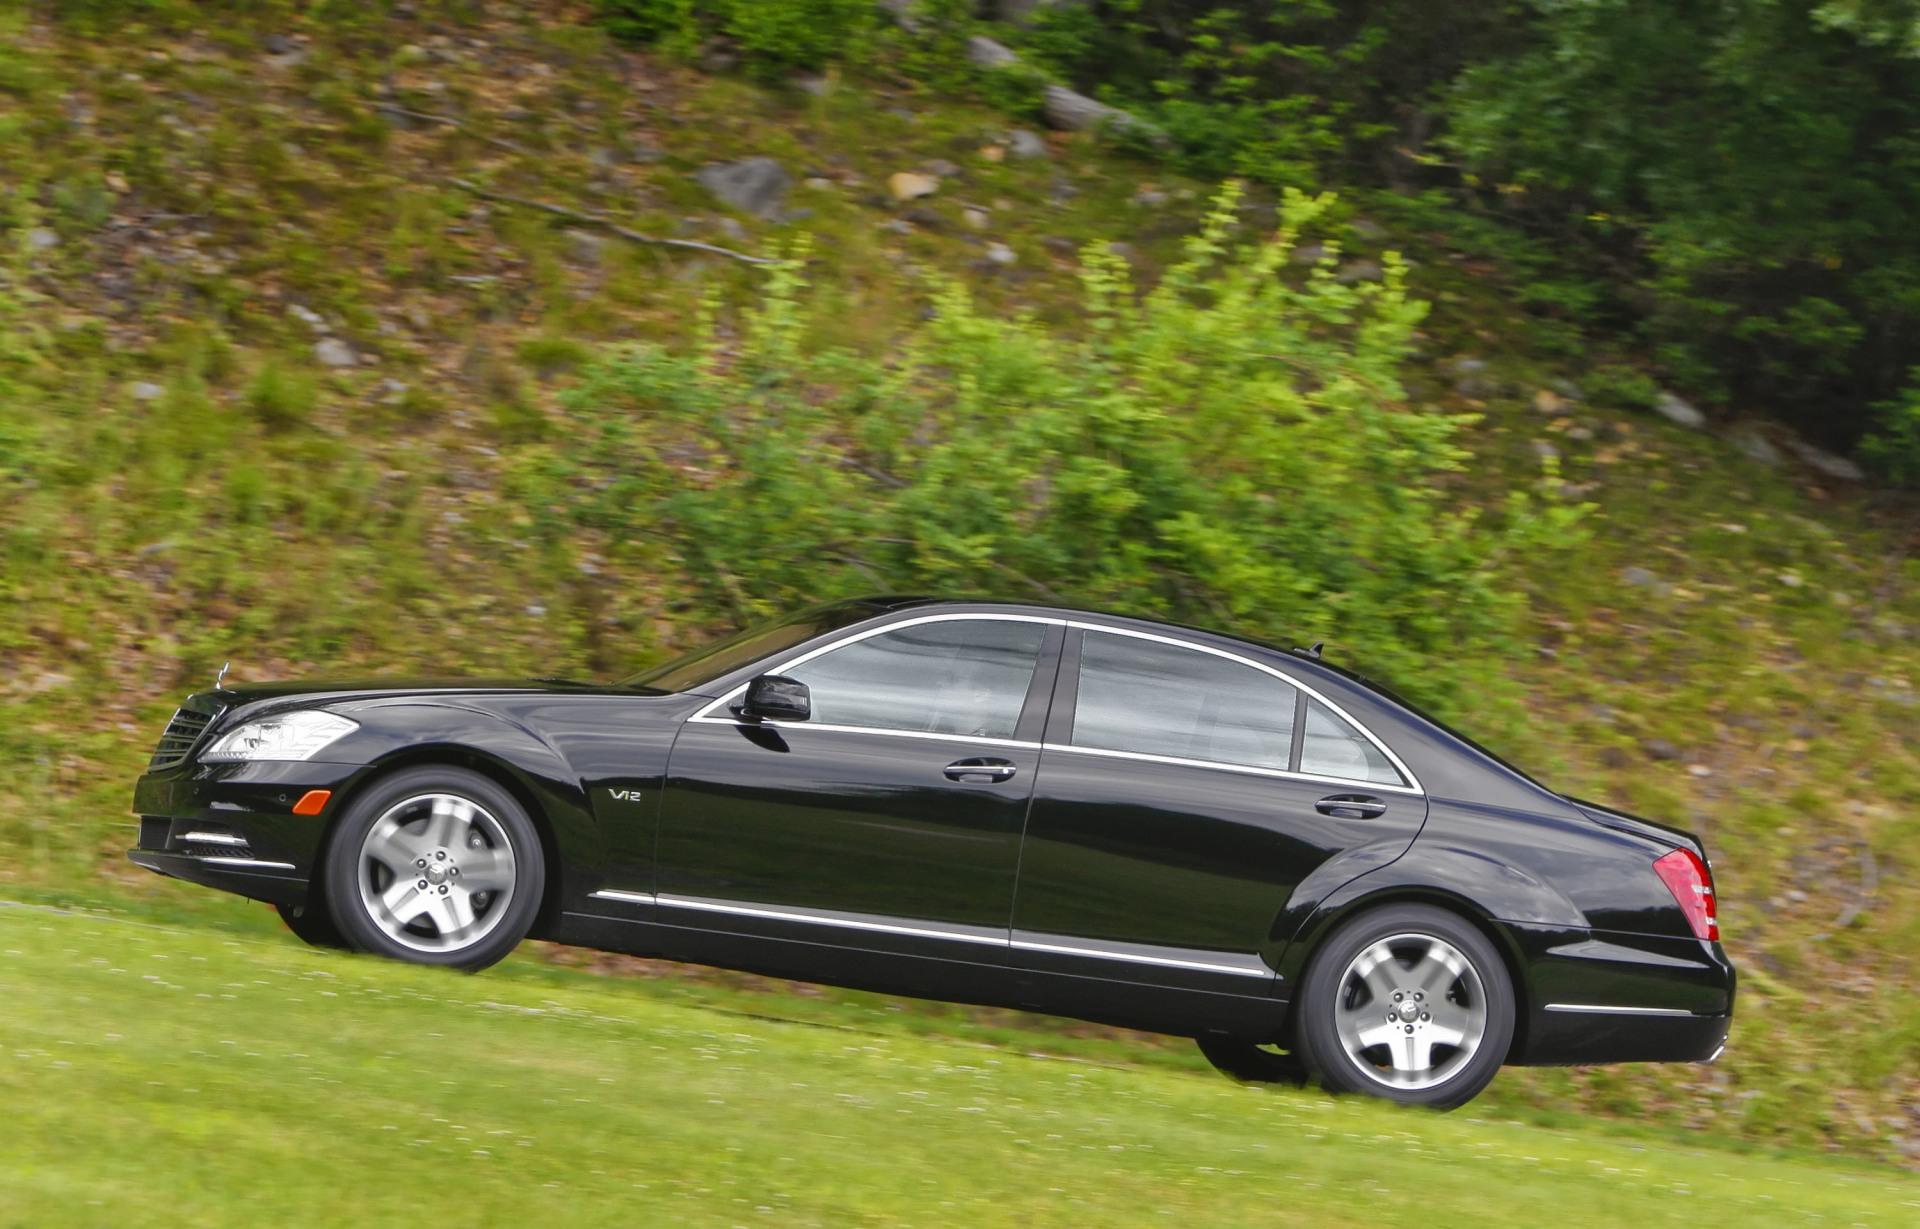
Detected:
[
  {"left": 322, "top": 766, "right": 544, "bottom": 971},
  {"left": 1293, "top": 903, "right": 1513, "bottom": 1109},
  {"left": 275, "top": 900, "right": 348, "bottom": 949},
  {"left": 1195, "top": 1037, "right": 1310, "bottom": 1086}
]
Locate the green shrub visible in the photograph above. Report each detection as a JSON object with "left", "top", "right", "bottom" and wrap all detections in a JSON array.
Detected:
[
  {"left": 1862, "top": 370, "right": 1920, "bottom": 486},
  {"left": 596, "top": 0, "right": 878, "bottom": 73},
  {"left": 242, "top": 361, "right": 317, "bottom": 431},
  {"left": 548, "top": 186, "right": 1587, "bottom": 720}
]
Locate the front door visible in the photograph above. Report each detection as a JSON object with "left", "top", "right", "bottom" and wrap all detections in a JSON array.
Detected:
[
  {"left": 654, "top": 615, "right": 1063, "bottom": 958},
  {"left": 1012, "top": 627, "right": 1428, "bottom": 997}
]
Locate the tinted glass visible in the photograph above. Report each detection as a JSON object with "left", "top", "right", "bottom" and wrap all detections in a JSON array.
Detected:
[
  {"left": 1300, "top": 698, "right": 1405, "bottom": 785},
  {"left": 1072, "top": 632, "right": 1297, "bottom": 770},
  {"left": 786, "top": 620, "right": 1048, "bottom": 739},
  {"left": 621, "top": 600, "right": 888, "bottom": 692}
]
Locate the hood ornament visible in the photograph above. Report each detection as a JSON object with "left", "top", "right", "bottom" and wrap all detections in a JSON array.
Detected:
[{"left": 215, "top": 660, "right": 231, "bottom": 690}]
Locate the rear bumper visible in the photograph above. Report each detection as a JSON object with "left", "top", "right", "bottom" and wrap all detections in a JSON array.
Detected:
[
  {"left": 1509, "top": 922, "right": 1736, "bottom": 1065},
  {"left": 126, "top": 760, "right": 366, "bottom": 905}
]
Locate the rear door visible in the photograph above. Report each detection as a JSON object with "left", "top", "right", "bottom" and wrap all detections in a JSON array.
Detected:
[{"left": 1012, "top": 626, "right": 1428, "bottom": 996}]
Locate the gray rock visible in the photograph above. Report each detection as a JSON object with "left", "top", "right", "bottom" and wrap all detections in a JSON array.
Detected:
[
  {"left": 925, "top": 158, "right": 961, "bottom": 178},
  {"left": 262, "top": 33, "right": 294, "bottom": 55},
  {"left": 1335, "top": 259, "right": 1383, "bottom": 284},
  {"left": 1291, "top": 242, "right": 1330, "bottom": 266},
  {"left": 1653, "top": 391, "right": 1706, "bottom": 429},
  {"left": 313, "top": 338, "right": 356, "bottom": 368},
  {"left": 129, "top": 381, "right": 164, "bottom": 401},
  {"left": 25, "top": 227, "right": 58, "bottom": 251},
  {"left": 794, "top": 73, "right": 831, "bottom": 97},
  {"left": 695, "top": 157, "right": 792, "bottom": 219},
  {"left": 1620, "top": 566, "right": 1667, "bottom": 592},
  {"left": 1641, "top": 738, "right": 1682, "bottom": 762},
  {"left": 563, "top": 229, "right": 607, "bottom": 266},
  {"left": 1781, "top": 435, "right": 1865, "bottom": 482},
  {"left": 967, "top": 36, "right": 1020, "bottom": 70},
  {"left": 1041, "top": 85, "right": 1164, "bottom": 145},
  {"left": 1348, "top": 217, "right": 1388, "bottom": 241},
  {"left": 288, "top": 303, "right": 327, "bottom": 332},
  {"left": 1005, "top": 129, "right": 1049, "bottom": 160},
  {"left": 876, "top": 0, "right": 923, "bottom": 33},
  {"left": 1728, "top": 422, "right": 1782, "bottom": 466},
  {"left": 985, "top": 241, "right": 1017, "bottom": 266},
  {"left": 1530, "top": 440, "right": 1559, "bottom": 461},
  {"left": 963, "top": 207, "right": 990, "bottom": 230},
  {"left": 1133, "top": 187, "right": 1169, "bottom": 208}
]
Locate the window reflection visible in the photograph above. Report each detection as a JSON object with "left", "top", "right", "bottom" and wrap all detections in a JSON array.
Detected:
[
  {"left": 1073, "top": 632, "right": 1297, "bottom": 771},
  {"left": 788, "top": 621, "right": 1047, "bottom": 739}
]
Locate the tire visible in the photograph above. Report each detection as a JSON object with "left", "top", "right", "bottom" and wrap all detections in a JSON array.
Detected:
[
  {"left": 321, "top": 765, "right": 545, "bottom": 972},
  {"left": 1195, "top": 1036, "right": 1310, "bottom": 1086},
  {"left": 1293, "top": 903, "right": 1514, "bottom": 1110},
  {"left": 276, "top": 900, "right": 349, "bottom": 950}
]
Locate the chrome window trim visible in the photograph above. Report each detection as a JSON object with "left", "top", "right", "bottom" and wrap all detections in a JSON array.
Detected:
[
  {"left": 590, "top": 890, "right": 1271, "bottom": 977},
  {"left": 686, "top": 610, "right": 1421, "bottom": 793},
  {"left": 1064, "top": 621, "right": 1424, "bottom": 795},
  {"left": 1036, "top": 740, "right": 1423, "bottom": 796},
  {"left": 689, "top": 612, "right": 1066, "bottom": 729},
  {"left": 1543, "top": 1003, "right": 1698, "bottom": 1018}
]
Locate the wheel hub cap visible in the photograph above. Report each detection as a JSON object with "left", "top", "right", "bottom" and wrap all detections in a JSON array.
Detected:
[
  {"left": 355, "top": 793, "right": 515, "bottom": 954},
  {"left": 1332, "top": 932, "right": 1488, "bottom": 1092}
]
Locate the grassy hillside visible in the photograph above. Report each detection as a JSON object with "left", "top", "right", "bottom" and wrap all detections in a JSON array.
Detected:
[
  {"left": 4, "top": 902, "right": 1915, "bottom": 1227},
  {"left": 1, "top": 0, "right": 1916, "bottom": 1166}
]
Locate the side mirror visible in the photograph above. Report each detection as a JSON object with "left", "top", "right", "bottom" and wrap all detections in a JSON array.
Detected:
[{"left": 738, "top": 674, "right": 811, "bottom": 722}]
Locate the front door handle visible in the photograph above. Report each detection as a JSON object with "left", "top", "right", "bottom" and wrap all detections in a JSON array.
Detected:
[
  {"left": 1316, "top": 794, "right": 1387, "bottom": 819},
  {"left": 945, "top": 757, "right": 1018, "bottom": 783}
]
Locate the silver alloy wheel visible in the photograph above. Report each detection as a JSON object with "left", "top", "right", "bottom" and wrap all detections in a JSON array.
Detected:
[
  {"left": 355, "top": 793, "right": 517, "bottom": 954},
  {"left": 1333, "top": 932, "right": 1487, "bottom": 1091}
]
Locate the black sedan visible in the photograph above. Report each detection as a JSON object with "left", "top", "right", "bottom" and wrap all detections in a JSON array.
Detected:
[{"left": 129, "top": 597, "right": 1733, "bottom": 1108}]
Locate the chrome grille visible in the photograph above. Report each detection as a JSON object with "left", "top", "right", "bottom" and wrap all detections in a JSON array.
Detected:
[{"left": 148, "top": 707, "right": 213, "bottom": 770}]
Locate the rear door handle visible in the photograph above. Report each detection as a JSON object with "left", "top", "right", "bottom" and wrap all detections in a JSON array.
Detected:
[
  {"left": 945, "top": 757, "right": 1018, "bottom": 783},
  {"left": 1316, "top": 794, "right": 1387, "bottom": 819}
]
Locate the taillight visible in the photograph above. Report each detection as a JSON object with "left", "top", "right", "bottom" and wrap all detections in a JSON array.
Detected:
[{"left": 1653, "top": 848, "right": 1719, "bottom": 941}]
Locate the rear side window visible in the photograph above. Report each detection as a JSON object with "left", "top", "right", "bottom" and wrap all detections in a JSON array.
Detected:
[
  {"left": 1299, "top": 698, "right": 1404, "bottom": 786},
  {"left": 1072, "top": 632, "right": 1297, "bottom": 771},
  {"left": 1070, "top": 630, "right": 1407, "bottom": 787}
]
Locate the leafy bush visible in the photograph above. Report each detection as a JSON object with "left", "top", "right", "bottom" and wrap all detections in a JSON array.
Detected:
[
  {"left": 596, "top": 0, "right": 880, "bottom": 72},
  {"left": 1447, "top": 0, "right": 1920, "bottom": 463},
  {"left": 544, "top": 187, "right": 1587, "bottom": 718}
]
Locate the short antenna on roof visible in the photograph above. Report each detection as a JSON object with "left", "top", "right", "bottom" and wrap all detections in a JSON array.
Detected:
[{"left": 1300, "top": 642, "right": 1323, "bottom": 660}]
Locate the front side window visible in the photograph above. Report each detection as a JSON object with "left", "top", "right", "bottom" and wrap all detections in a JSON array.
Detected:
[
  {"left": 1072, "top": 632, "right": 1298, "bottom": 771},
  {"left": 784, "top": 620, "right": 1048, "bottom": 740}
]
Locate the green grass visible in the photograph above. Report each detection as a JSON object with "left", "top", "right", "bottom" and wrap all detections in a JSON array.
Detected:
[{"left": 2, "top": 902, "right": 1913, "bottom": 1229}]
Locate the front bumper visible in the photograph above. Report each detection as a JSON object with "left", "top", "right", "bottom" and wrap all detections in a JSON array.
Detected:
[{"left": 126, "top": 759, "right": 368, "bottom": 905}]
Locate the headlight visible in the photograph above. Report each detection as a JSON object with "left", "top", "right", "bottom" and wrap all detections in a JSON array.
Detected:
[{"left": 200, "top": 711, "right": 358, "bottom": 762}]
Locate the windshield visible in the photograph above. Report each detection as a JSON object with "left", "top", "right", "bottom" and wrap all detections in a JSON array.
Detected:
[{"left": 618, "top": 600, "right": 893, "bottom": 693}]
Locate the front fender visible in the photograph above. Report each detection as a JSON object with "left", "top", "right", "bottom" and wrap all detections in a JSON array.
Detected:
[{"left": 325, "top": 699, "right": 603, "bottom": 921}]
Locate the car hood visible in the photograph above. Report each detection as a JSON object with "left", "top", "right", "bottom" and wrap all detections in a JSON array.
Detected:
[{"left": 179, "top": 676, "right": 628, "bottom": 717}]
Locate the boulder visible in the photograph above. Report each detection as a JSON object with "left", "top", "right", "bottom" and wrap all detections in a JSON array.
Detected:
[
  {"left": 1041, "top": 85, "right": 1164, "bottom": 145},
  {"left": 966, "top": 36, "right": 1020, "bottom": 70},
  {"left": 1005, "top": 129, "right": 1049, "bottom": 160},
  {"left": 1653, "top": 391, "right": 1706, "bottom": 429},
  {"left": 694, "top": 157, "right": 792, "bottom": 219}
]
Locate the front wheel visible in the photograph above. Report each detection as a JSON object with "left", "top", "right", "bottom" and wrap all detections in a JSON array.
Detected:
[
  {"left": 321, "top": 766, "right": 545, "bottom": 971},
  {"left": 1293, "top": 903, "right": 1514, "bottom": 1109}
]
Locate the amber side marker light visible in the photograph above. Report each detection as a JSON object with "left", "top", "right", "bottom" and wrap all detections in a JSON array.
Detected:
[
  {"left": 291, "top": 789, "right": 332, "bottom": 816},
  {"left": 1653, "top": 847, "right": 1719, "bottom": 941}
]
